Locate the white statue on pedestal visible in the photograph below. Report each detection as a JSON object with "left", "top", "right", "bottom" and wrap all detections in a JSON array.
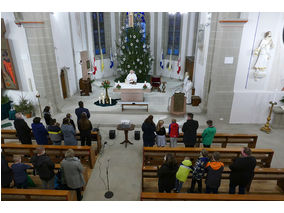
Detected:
[
  {"left": 125, "top": 70, "right": 137, "bottom": 84},
  {"left": 183, "top": 72, "right": 193, "bottom": 104},
  {"left": 253, "top": 31, "right": 274, "bottom": 80}
]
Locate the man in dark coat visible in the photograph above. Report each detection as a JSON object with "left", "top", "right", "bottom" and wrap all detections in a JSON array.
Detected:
[
  {"left": 1, "top": 152, "right": 13, "bottom": 188},
  {"left": 182, "top": 113, "right": 199, "bottom": 147},
  {"left": 229, "top": 147, "right": 256, "bottom": 194},
  {"left": 13, "top": 112, "right": 32, "bottom": 144},
  {"left": 75, "top": 101, "right": 90, "bottom": 124},
  {"left": 31, "top": 146, "right": 55, "bottom": 189}
]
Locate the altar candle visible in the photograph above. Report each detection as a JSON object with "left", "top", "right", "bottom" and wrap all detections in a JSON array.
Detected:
[
  {"left": 99, "top": 97, "right": 101, "bottom": 104},
  {"left": 102, "top": 96, "right": 105, "bottom": 104},
  {"left": 144, "top": 81, "right": 146, "bottom": 84},
  {"left": 110, "top": 97, "right": 112, "bottom": 105}
]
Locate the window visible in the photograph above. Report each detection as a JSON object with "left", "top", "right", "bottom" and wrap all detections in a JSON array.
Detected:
[
  {"left": 92, "top": 12, "right": 106, "bottom": 55},
  {"left": 167, "top": 13, "right": 181, "bottom": 56}
]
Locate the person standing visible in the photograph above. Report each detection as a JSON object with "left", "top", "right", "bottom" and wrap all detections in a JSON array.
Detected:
[
  {"left": 182, "top": 113, "right": 199, "bottom": 147},
  {"left": 75, "top": 101, "right": 90, "bottom": 125},
  {"left": 61, "top": 118, "right": 78, "bottom": 146},
  {"left": 11, "top": 155, "right": 32, "bottom": 189},
  {"left": 13, "top": 112, "right": 32, "bottom": 144},
  {"left": 43, "top": 106, "right": 52, "bottom": 126},
  {"left": 229, "top": 147, "right": 256, "bottom": 194},
  {"left": 205, "top": 152, "right": 224, "bottom": 194},
  {"left": 175, "top": 157, "right": 193, "bottom": 193},
  {"left": 156, "top": 120, "right": 166, "bottom": 147},
  {"left": 158, "top": 153, "right": 178, "bottom": 193},
  {"left": 31, "top": 146, "right": 55, "bottom": 189},
  {"left": 202, "top": 120, "right": 216, "bottom": 148},
  {"left": 78, "top": 112, "right": 93, "bottom": 146},
  {"left": 142, "top": 115, "right": 156, "bottom": 147},
  {"left": 61, "top": 149, "right": 85, "bottom": 201},
  {"left": 31, "top": 117, "right": 49, "bottom": 145},
  {"left": 66, "top": 113, "right": 76, "bottom": 130},
  {"left": 1, "top": 152, "right": 13, "bottom": 188},
  {"left": 169, "top": 119, "right": 179, "bottom": 148},
  {"left": 47, "top": 119, "right": 62, "bottom": 145}
]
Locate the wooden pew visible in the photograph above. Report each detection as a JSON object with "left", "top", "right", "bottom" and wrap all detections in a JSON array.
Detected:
[
  {"left": 1, "top": 188, "right": 77, "bottom": 201},
  {"left": 165, "top": 133, "right": 258, "bottom": 148},
  {"left": 1, "top": 143, "right": 96, "bottom": 169},
  {"left": 140, "top": 192, "right": 284, "bottom": 201},
  {"left": 1, "top": 129, "right": 102, "bottom": 154},
  {"left": 142, "top": 166, "right": 284, "bottom": 192},
  {"left": 143, "top": 147, "right": 274, "bottom": 168}
]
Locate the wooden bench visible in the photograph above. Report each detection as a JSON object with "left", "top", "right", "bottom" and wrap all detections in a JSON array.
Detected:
[
  {"left": 120, "top": 102, "right": 149, "bottom": 112},
  {"left": 1, "top": 129, "right": 102, "bottom": 154},
  {"left": 1, "top": 188, "right": 77, "bottom": 201},
  {"left": 142, "top": 166, "right": 284, "bottom": 192},
  {"left": 143, "top": 147, "right": 274, "bottom": 168},
  {"left": 1, "top": 143, "right": 96, "bottom": 169},
  {"left": 165, "top": 133, "right": 258, "bottom": 148},
  {"left": 140, "top": 192, "right": 284, "bottom": 201}
]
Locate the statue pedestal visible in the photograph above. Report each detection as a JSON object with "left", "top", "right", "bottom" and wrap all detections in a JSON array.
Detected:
[
  {"left": 79, "top": 78, "right": 92, "bottom": 96},
  {"left": 170, "top": 93, "right": 186, "bottom": 115}
]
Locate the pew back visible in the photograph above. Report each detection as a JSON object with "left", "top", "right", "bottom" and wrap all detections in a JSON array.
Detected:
[
  {"left": 143, "top": 147, "right": 274, "bottom": 168},
  {"left": 1, "top": 143, "right": 96, "bottom": 169},
  {"left": 1, "top": 188, "right": 77, "bottom": 201}
]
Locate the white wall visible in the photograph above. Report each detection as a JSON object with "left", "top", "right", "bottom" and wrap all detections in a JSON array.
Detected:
[
  {"left": 1, "top": 12, "right": 37, "bottom": 105},
  {"left": 230, "top": 12, "right": 284, "bottom": 123},
  {"left": 192, "top": 12, "right": 211, "bottom": 99},
  {"left": 49, "top": 12, "right": 77, "bottom": 96}
]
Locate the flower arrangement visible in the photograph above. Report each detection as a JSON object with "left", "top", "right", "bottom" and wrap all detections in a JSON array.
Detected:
[
  {"left": 100, "top": 80, "right": 112, "bottom": 89},
  {"left": 116, "top": 84, "right": 121, "bottom": 89},
  {"left": 143, "top": 84, "right": 148, "bottom": 90}
]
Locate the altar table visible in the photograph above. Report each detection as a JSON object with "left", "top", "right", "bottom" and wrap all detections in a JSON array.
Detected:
[{"left": 113, "top": 83, "right": 151, "bottom": 102}]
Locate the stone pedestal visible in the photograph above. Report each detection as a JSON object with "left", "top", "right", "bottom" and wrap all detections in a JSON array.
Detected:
[{"left": 272, "top": 106, "right": 284, "bottom": 129}]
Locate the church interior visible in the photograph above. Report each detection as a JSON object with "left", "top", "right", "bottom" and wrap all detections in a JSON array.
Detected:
[{"left": 1, "top": 9, "right": 284, "bottom": 203}]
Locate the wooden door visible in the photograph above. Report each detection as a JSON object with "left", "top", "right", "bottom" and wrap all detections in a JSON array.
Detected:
[{"left": 60, "top": 69, "right": 67, "bottom": 99}]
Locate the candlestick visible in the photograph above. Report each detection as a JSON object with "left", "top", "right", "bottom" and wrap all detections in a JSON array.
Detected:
[
  {"left": 102, "top": 96, "right": 105, "bottom": 104},
  {"left": 260, "top": 101, "right": 277, "bottom": 134},
  {"left": 110, "top": 97, "right": 112, "bottom": 105},
  {"left": 99, "top": 97, "right": 101, "bottom": 104}
]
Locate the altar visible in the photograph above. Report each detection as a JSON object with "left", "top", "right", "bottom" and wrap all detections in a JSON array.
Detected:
[{"left": 113, "top": 83, "right": 151, "bottom": 102}]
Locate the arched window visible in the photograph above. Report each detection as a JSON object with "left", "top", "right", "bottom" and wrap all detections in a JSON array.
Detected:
[{"left": 167, "top": 13, "right": 181, "bottom": 56}]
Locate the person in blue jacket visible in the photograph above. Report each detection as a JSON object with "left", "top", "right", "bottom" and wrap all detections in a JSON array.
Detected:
[
  {"left": 11, "top": 155, "right": 32, "bottom": 188},
  {"left": 75, "top": 101, "right": 90, "bottom": 124},
  {"left": 31, "top": 117, "right": 49, "bottom": 145}
]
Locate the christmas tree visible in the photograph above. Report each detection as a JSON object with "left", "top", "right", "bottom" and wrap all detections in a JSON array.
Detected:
[{"left": 116, "top": 13, "right": 153, "bottom": 83}]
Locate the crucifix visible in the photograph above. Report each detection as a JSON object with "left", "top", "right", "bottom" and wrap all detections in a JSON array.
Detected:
[{"left": 128, "top": 12, "right": 134, "bottom": 27}]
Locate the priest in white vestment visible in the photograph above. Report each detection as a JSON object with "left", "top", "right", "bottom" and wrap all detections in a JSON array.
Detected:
[
  {"left": 183, "top": 73, "right": 193, "bottom": 104},
  {"left": 125, "top": 70, "right": 137, "bottom": 84}
]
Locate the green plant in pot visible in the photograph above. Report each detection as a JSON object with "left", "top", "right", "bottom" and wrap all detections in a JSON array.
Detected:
[
  {"left": 14, "top": 95, "right": 34, "bottom": 118},
  {"left": 280, "top": 96, "right": 284, "bottom": 104}
]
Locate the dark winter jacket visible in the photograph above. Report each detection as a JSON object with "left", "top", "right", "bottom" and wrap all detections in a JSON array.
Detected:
[
  {"left": 182, "top": 119, "right": 199, "bottom": 146},
  {"left": 158, "top": 162, "right": 179, "bottom": 190},
  {"left": 14, "top": 118, "right": 32, "bottom": 144},
  {"left": 47, "top": 125, "right": 62, "bottom": 143},
  {"left": 156, "top": 127, "right": 166, "bottom": 136},
  {"left": 205, "top": 161, "right": 224, "bottom": 188},
  {"left": 11, "top": 163, "right": 32, "bottom": 185},
  {"left": 75, "top": 107, "right": 90, "bottom": 123},
  {"left": 229, "top": 156, "right": 256, "bottom": 186},
  {"left": 31, "top": 123, "right": 49, "bottom": 145},
  {"left": 142, "top": 122, "right": 156, "bottom": 147},
  {"left": 31, "top": 154, "right": 55, "bottom": 181},
  {"left": 70, "top": 119, "right": 76, "bottom": 131},
  {"left": 43, "top": 111, "right": 52, "bottom": 126},
  {"left": 1, "top": 153, "right": 13, "bottom": 188},
  {"left": 192, "top": 156, "right": 209, "bottom": 180}
]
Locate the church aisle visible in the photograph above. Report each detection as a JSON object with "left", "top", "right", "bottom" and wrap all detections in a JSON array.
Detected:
[{"left": 82, "top": 128, "right": 143, "bottom": 201}]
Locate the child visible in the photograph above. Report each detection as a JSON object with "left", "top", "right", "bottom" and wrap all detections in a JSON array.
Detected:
[
  {"left": 66, "top": 113, "right": 76, "bottom": 131},
  {"left": 169, "top": 119, "right": 179, "bottom": 147},
  {"left": 205, "top": 152, "right": 224, "bottom": 194},
  {"left": 202, "top": 120, "right": 216, "bottom": 148},
  {"left": 47, "top": 119, "right": 62, "bottom": 145},
  {"left": 175, "top": 157, "right": 193, "bottom": 193},
  {"left": 188, "top": 149, "right": 209, "bottom": 193},
  {"left": 156, "top": 120, "right": 166, "bottom": 147},
  {"left": 11, "top": 155, "right": 32, "bottom": 189}
]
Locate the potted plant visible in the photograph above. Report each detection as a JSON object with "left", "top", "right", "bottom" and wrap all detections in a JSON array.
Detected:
[
  {"left": 100, "top": 80, "right": 112, "bottom": 104},
  {"left": 14, "top": 95, "right": 34, "bottom": 118},
  {"left": 1, "top": 95, "right": 12, "bottom": 120}
]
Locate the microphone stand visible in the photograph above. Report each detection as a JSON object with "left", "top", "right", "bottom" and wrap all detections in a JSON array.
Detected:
[{"left": 104, "top": 159, "right": 113, "bottom": 199}]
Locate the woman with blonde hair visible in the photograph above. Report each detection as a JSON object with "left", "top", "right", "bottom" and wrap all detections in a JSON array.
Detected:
[{"left": 156, "top": 120, "right": 166, "bottom": 147}]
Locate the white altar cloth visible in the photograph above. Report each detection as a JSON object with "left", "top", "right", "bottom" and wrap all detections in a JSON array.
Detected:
[{"left": 114, "top": 83, "right": 151, "bottom": 89}]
